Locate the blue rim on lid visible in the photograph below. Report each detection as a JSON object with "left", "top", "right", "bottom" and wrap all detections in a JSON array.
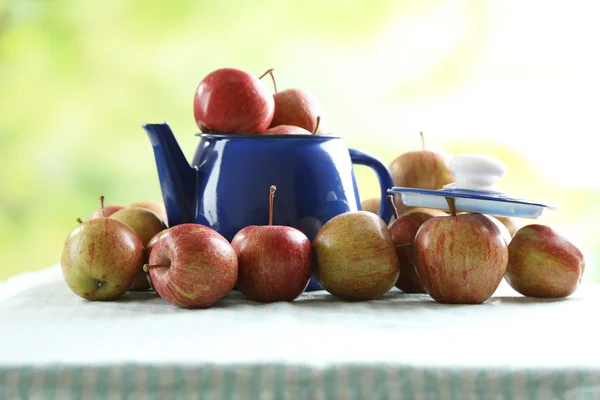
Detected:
[{"left": 387, "top": 187, "right": 560, "bottom": 219}]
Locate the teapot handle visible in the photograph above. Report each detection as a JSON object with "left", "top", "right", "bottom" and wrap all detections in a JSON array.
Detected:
[{"left": 349, "top": 148, "right": 394, "bottom": 224}]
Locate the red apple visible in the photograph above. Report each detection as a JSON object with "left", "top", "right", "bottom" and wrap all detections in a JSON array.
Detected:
[
  {"left": 193, "top": 67, "right": 274, "bottom": 134},
  {"left": 231, "top": 186, "right": 313, "bottom": 302},
  {"left": 385, "top": 196, "right": 439, "bottom": 294},
  {"left": 133, "top": 228, "right": 171, "bottom": 291},
  {"left": 482, "top": 214, "right": 513, "bottom": 245},
  {"left": 259, "top": 69, "right": 327, "bottom": 134},
  {"left": 413, "top": 198, "right": 508, "bottom": 304},
  {"left": 504, "top": 224, "right": 585, "bottom": 298},
  {"left": 400, "top": 207, "right": 448, "bottom": 218},
  {"left": 270, "top": 89, "right": 327, "bottom": 134},
  {"left": 389, "top": 132, "right": 455, "bottom": 214},
  {"left": 144, "top": 224, "right": 238, "bottom": 309}
]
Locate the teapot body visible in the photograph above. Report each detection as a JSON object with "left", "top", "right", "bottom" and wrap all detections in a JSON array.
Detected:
[
  {"left": 191, "top": 134, "right": 361, "bottom": 244},
  {"left": 145, "top": 121, "right": 394, "bottom": 292}
]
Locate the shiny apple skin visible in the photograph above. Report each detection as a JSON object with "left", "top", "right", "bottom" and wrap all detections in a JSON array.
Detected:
[
  {"left": 505, "top": 224, "right": 585, "bottom": 298},
  {"left": 388, "top": 211, "right": 437, "bottom": 294},
  {"left": 61, "top": 218, "right": 144, "bottom": 301},
  {"left": 193, "top": 68, "right": 274, "bottom": 134},
  {"left": 148, "top": 224, "right": 238, "bottom": 309},
  {"left": 414, "top": 213, "right": 508, "bottom": 304},
  {"left": 231, "top": 225, "right": 313, "bottom": 302},
  {"left": 270, "top": 88, "right": 327, "bottom": 134}
]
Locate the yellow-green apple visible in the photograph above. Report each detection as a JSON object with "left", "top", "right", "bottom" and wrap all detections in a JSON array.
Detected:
[
  {"left": 495, "top": 216, "right": 522, "bottom": 238},
  {"left": 193, "top": 67, "right": 274, "bottom": 134},
  {"left": 259, "top": 69, "right": 327, "bottom": 134},
  {"left": 389, "top": 132, "right": 455, "bottom": 214},
  {"left": 110, "top": 207, "right": 167, "bottom": 246},
  {"left": 413, "top": 198, "right": 508, "bottom": 304},
  {"left": 110, "top": 207, "right": 168, "bottom": 291},
  {"left": 313, "top": 211, "right": 400, "bottom": 301},
  {"left": 87, "top": 203, "right": 125, "bottom": 220},
  {"left": 361, "top": 197, "right": 381, "bottom": 215},
  {"left": 505, "top": 224, "right": 585, "bottom": 298},
  {"left": 129, "top": 200, "right": 168, "bottom": 225},
  {"left": 61, "top": 205, "right": 144, "bottom": 301},
  {"left": 264, "top": 125, "right": 312, "bottom": 135},
  {"left": 231, "top": 186, "right": 313, "bottom": 302},
  {"left": 144, "top": 224, "right": 238, "bottom": 309}
]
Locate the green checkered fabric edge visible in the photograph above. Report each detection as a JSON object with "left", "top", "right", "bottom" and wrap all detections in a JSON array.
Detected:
[{"left": 1, "top": 364, "right": 598, "bottom": 399}]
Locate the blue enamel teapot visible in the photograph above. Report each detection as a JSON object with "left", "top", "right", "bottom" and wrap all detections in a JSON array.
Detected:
[{"left": 143, "top": 122, "right": 394, "bottom": 290}]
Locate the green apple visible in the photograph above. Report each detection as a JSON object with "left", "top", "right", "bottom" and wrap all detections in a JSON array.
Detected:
[
  {"left": 61, "top": 218, "right": 144, "bottom": 301},
  {"left": 110, "top": 207, "right": 167, "bottom": 291},
  {"left": 313, "top": 211, "right": 400, "bottom": 301}
]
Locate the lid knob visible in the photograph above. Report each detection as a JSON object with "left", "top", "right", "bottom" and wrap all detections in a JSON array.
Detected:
[{"left": 443, "top": 154, "right": 507, "bottom": 193}]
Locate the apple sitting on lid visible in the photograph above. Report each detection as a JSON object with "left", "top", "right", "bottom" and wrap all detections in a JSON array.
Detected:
[
  {"left": 413, "top": 197, "right": 508, "bottom": 304},
  {"left": 144, "top": 224, "right": 238, "bottom": 309},
  {"left": 260, "top": 69, "right": 327, "bottom": 134},
  {"left": 389, "top": 132, "right": 455, "bottom": 214},
  {"left": 504, "top": 224, "right": 585, "bottom": 298},
  {"left": 61, "top": 196, "right": 144, "bottom": 301},
  {"left": 193, "top": 67, "right": 274, "bottom": 134},
  {"left": 231, "top": 185, "right": 313, "bottom": 302}
]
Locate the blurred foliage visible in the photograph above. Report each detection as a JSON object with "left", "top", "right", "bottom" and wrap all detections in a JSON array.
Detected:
[{"left": 1, "top": 0, "right": 598, "bottom": 281}]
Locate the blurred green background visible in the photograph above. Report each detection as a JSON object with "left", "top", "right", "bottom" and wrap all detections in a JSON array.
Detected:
[{"left": 1, "top": 0, "right": 598, "bottom": 281}]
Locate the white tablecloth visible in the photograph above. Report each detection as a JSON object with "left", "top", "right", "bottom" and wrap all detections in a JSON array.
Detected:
[{"left": 1, "top": 265, "right": 599, "bottom": 399}]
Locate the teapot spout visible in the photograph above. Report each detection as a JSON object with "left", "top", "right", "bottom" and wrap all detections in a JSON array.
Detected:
[{"left": 143, "top": 122, "right": 196, "bottom": 227}]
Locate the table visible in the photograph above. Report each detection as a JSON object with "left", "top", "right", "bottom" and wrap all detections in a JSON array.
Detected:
[{"left": 1, "top": 265, "right": 599, "bottom": 399}]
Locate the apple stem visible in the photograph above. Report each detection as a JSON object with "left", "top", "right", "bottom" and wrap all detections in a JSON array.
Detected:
[
  {"left": 420, "top": 131, "right": 425, "bottom": 150},
  {"left": 258, "top": 68, "right": 277, "bottom": 93},
  {"left": 386, "top": 195, "right": 399, "bottom": 220},
  {"left": 143, "top": 264, "right": 169, "bottom": 272},
  {"left": 394, "top": 243, "right": 413, "bottom": 250},
  {"left": 445, "top": 197, "right": 457, "bottom": 216},
  {"left": 312, "top": 116, "right": 321, "bottom": 135},
  {"left": 99, "top": 195, "right": 105, "bottom": 218},
  {"left": 76, "top": 218, "right": 83, "bottom": 224},
  {"left": 269, "top": 185, "right": 276, "bottom": 226}
]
